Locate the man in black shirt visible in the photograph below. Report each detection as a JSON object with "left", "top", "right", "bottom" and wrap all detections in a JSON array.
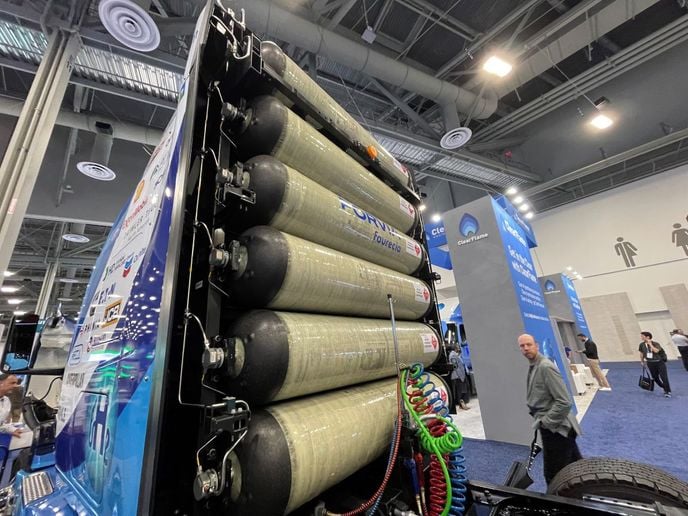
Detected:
[{"left": 576, "top": 333, "right": 611, "bottom": 390}]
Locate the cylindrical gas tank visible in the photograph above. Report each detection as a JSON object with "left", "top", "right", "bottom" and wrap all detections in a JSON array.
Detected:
[
  {"left": 260, "top": 41, "right": 413, "bottom": 190},
  {"left": 235, "top": 95, "right": 417, "bottom": 234},
  {"left": 228, "top": 156, "right": 425, "bottom": 275},
  {"left": 223, "top": 310, "right": 441, "bottom": 404},
  {"left": 228, "top": 373, "right": 450, "bottom": 515},
  {"left": 225, "top": 226, "right": 433, "bottom": 320}
]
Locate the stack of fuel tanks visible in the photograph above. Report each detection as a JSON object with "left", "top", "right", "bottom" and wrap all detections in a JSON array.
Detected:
[{"left": 200, "top": 35, "right": 455, "bottom": 515}]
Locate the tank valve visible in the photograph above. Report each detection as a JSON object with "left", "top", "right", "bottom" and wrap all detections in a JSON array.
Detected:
[
  {"left": 202, "top": 347, "right": 225, "bottom": 370},
  {"left": 217, "top": 162, "right": 250, "bottom": 189},
  {"left": 193, "top": 469, "right": 219, "bottom": 500},
  {"left": 209, "top": 248, "right": 230, "bottom": 268},
  {"left": 221, "top": 102, "right": 246, "bottom": 125}
]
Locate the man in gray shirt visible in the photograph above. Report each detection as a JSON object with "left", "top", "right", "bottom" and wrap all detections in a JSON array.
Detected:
[
  {"left": 519, "top": 333, "right": 582, "bottom": 485},
  {"left": 671, "top": 329, "right": 688, "bottom": 371}
]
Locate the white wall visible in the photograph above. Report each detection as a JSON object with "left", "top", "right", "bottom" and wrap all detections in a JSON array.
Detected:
[{"left": 531, "top": 165, "right": 688, "bottom": 358}]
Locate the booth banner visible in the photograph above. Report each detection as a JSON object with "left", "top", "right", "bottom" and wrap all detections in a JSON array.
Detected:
[
  {"left": 492, "top": 199, "right": 574, "bottom": 398},
  {"left": 424, "top": 221, "right": 447, "bottom": 248},
  {"left": 495, "top": 196, "right": 537, "bottom": 248},
  {"left": 561, "top": 274, "right": 591, "bottom": 336}
]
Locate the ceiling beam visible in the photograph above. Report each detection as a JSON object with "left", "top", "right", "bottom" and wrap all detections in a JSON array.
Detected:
[
  {"left": 363, "top": 119, "right": 541, "bottom": 183},
  {"left": 524, "top": 126, "right": 688, "bottom": 196},
  {"left": 474, "top": 13, "right": 688, "bottom": 141}
]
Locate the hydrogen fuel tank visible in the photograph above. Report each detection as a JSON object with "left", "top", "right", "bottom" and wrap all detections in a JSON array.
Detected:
[
  {"left": 224, "top": 226, "right": 433, "bottom": 319},
  {"left": 228, "top": 373, "right": 450, "bottom": 515},
  {"left": 259, "top": 41, "right": 413, "bottom": 190},
  {"left": 222, "top": 310, "right": 441, "bottom": 404},
  {"left": 223, "top": 155, "right": 425, "bottom": 275},
  {"left": 232, "top": 95, "right": 418, "bottom": 234}
]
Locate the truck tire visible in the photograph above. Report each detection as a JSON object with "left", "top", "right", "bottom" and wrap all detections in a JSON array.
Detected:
[{"left": 547, "top": 458, "right": 688, "bottom": 508}]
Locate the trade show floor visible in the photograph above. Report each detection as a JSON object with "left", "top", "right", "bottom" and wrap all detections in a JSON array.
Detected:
[{"left": 455, "top": 361, "right": 688, "bottom": 492}]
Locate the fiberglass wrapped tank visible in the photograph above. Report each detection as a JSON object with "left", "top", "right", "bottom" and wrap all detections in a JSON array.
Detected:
[
  {"left": 228, "top": 373, "right": 451, "bottom": 515},
  {"left": 224, "top": 226, "right": 433, "bottom": 320},
  {"left": 222, "top": 309, "right": 441, "bottom": 404},
  {"left": 226, "top": 155, "right": 425, "bottom": 275},
  {"left": 234, "top": 95, "right": 417, "bottom": 234},
  {"left": 260, "top": 40, "right": 413, "bottom": 190}
]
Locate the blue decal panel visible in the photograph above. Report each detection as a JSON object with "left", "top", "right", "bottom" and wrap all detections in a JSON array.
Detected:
[
  {"left": 491, "top": 199, "right": 574, "bottom": 402},
  {"left": 561, "top": 274, "right": 591, "bottom": 336},
  {"left": 495, "top": 195, "right": 537, "bottom": 248},
  {"left": 424, "top": 221, "right": 447, "bottom": 248}
]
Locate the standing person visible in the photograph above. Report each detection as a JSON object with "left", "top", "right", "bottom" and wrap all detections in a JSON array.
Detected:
[
  {"left": 0, "top": 374, "right": 22, "bottom": 437},
  {"left": 449, "top": 345, "right": 470, "bottom": 410},
  {"left": 639, "top": 332, "right": 671, "bottom": 398},
  {"left": 670, "top": 329, "right": 688, "bottom": 372},
  {"left": 576, "top": 333, "right": 611, "bottom": 390},
  {"left": 518, "top": 334, "right": 582, "bottom": 485}
]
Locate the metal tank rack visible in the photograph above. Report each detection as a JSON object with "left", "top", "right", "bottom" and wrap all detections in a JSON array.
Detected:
[{"left": 149, "top": 3, "right": 453, "bottom": 516}]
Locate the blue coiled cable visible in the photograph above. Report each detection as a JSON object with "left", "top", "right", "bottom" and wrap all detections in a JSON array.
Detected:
[{"left": 447, "top": 448, "right": 467, "bottom": 515}]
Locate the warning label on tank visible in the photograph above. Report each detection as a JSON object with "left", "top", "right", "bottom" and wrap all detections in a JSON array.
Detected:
[
  {"left": 406, "top": 240, "right": 422, "bottom": 257},
  {"left": 392, "top": 156, "right": 409, "bottom": 177},
  {"left": 400, "top": 198, "right": 415, "bottom": 216},
  {"left": 421, "top": 333, "right": 439, "bottom": 353},
  {"left": 414, "top": 284, "right": 430, "bottom": 303}
]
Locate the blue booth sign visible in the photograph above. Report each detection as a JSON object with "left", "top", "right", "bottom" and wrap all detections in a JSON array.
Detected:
[
  {"left": 424, "top": 221, "right": 447, "bottom": 248},
  {"left": 495, "top": 195, "right": 537, "bottom": 248}
]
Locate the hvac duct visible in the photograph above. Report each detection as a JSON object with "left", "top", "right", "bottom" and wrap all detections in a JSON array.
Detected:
[
  {"left": 221, "top": 310, "right": 441, "bottom": 404},
  {"left": 0, "top": 97, "right": 162, "bottom": 146},
  {"left": 90, "top": 122, "right": 114, "bottom": 166},
  {"left": 227, "top": 0, "right": 497, "bottom": 120}
]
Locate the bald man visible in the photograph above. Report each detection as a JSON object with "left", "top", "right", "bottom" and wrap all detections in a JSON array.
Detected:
[{"left": 519, "top": 333, "right": 582, "bottom": 485}]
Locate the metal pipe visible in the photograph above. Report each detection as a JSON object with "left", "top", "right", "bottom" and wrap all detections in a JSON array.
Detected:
[{"left": 226, "top": 0, "right": 497, "bottom": 119}]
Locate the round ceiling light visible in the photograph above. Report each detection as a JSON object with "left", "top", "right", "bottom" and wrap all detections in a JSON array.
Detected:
[
  {"left": 77, "top": 161, "right": 117, "bottom": 181},
  {"left": 98, "top": 0, "right": 161, "bottom": 53},
  {"left": 440, "top": 127, "right": 472, "bottom": 149},
  {"left": 59, "top": 278, "right": 80, "bottom": 284},
  {"left": 63, "top": 233, "right": 90, "bottom": 243}
]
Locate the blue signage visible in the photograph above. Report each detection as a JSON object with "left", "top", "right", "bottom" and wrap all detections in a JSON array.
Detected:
[
  {"left": 429, "top": 247, "right": 452, "bottom": 269},
  {"left": 561, "top": 274, "right": 591, "bottom": 336},
  {"left": 491, "top": 199, "right": 574, "bottom": 400},
  {"left": 494, "top": 195, "right": 537, "bottom": 248},
  {"left": 424, "top": 220, "right": 447, "bottom": 248}
]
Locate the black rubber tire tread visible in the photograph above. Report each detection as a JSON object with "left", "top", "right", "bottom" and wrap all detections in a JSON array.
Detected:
[{"left": 547, "top": 457, "right": 688, "bottom": 508}]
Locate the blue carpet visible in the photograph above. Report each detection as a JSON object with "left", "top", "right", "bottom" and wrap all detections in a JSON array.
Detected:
[
  {"left": 462, "top": 360, "right": 688, "bottom": 492},
  {"left": 579, "top": 360, "right": 688, "bottom": 482}
]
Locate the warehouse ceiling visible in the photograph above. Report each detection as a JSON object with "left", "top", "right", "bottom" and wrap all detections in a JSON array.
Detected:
[{"left": 1, "top": 0, "right": 687, "bottom": 317}]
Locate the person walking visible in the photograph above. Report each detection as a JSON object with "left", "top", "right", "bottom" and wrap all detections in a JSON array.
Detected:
[
  {"left": 670, "top": 329, "right": 688, "bottom": 372},
  {"left": 449, "top": 345, "right": 470, "bottom": 410},
  {"left": 518, "top": 334, "right": 582, "bottom": 485},
  {"left": 639, "top": 331, "right": 672, "bottom": 398},
  {"left": 576, "top": 333, "right": 611, "bottom": 390}
]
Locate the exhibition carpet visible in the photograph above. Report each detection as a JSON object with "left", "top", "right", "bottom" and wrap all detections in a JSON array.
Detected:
[
  {"left": 578, "top": 360, "right": 688, "bottom": 482},
  {"left": 462, "top": 361, "right": 688, "bottom": 493}
]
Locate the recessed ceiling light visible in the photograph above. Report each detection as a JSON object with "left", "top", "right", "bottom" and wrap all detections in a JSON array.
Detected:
[
  {"left": 59, "top": 278, "right": 79, "bottom": 284},
  {"left": 518, "top": 203, "right": 529, "bottom": 212},
  {"left": 505, "top": 187, "right": 518, "bottom": 196},
  {"left": 57, "top": 297, "right": 73, "bottom": 302},
  {"left": 13, "top": 311, "right": 26, "bottom": 316},
  {"left": 0, "top": 286, "right": 18, "bottom": 293},
  {"left": 419, "top": 204, "right": 427, "bottom": 212},
  {"left": 3, "top": 271, "right": 14, "bottom": 277},
  {"left": 525, "top": 212, "right": 534, "bottom": 220},
  {"left": 431, "top": 214, "right": 442, "bottom": 223},
  {"left": 566, "top": 266, "right": 573, "bottom": 271},
  {"left": 513, "top": 196, "right": 524, "bottom": 204},
  {"left": 77, "top": 161, "right": 117, "bottom": 181},
  {"left": 590, "top": 113, "right": 613, "bottom": 129},
  {"left": 7, "top": 299, "right": 22, "bottom": 305},
  {"left": 572, "top": 271, "right": 578, "bottom": 275},
  {"left": 63, "top": 233, "right": 90, "bottom": 243},
  {"left": 483, "top": 55, "right": 513, "bottom": 77}
]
